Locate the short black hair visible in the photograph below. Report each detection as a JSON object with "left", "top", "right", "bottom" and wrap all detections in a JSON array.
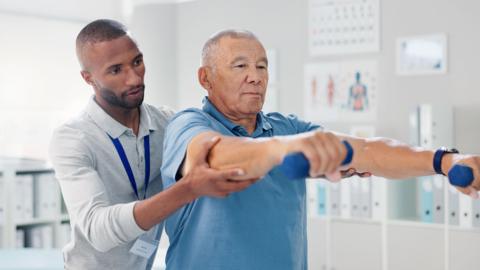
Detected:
[
  {"left": 76, "top": 19, "right": 128, "bottom": 48},
  {"left": 76, "top": 19, "right": 129, "bottom": 69}
]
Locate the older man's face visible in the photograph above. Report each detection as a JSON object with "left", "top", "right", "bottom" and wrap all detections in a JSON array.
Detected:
[{"left": 208, "top": 37, "right": 268, "bottom": 118}]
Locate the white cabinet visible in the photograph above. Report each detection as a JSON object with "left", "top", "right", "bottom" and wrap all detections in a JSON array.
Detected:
[
  {"left": 331, "top": 219, "right": 382, "bottom": 270},
  {"left": 449, "top": 229, "right": 480, "bottom": 270},
  {"left": 307, "top": 180, "right": 480, "bottom": 270},
  {"left": 307, "top": 218, "right": 328, "bottom": 270},
  {"left": 387, "top": 222, "right": 444, "bottom": 270}
]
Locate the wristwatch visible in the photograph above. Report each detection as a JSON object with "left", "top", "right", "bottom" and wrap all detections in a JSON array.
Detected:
[{"left": 433, "top": 147, "right": 459, "bottom": 175}]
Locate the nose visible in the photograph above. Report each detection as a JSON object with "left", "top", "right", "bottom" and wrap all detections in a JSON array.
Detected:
[
  {"left": 125, "top": 67, "right": 143, "bottom": 86},
  {"left": 246, "top": 66, "right": 262, "bottom": 85}
]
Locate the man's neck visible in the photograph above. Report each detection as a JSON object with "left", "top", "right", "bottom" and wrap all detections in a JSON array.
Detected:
[
  {"left": 208, "top": 98, "right": 258, "bottom": 135},
  {"left": 229, "top": 115, "right": 257, "bottom": 135},
  {"left": 94, "top": 97, "right": 141, "bottom": 136}
]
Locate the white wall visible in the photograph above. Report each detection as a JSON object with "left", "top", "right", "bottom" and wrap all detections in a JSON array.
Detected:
[
  {"left": 0, "top": 3, "right": 178, "bottom": 160},
  {"left": 0, "top": 13, "right": 89, "bottom": 159},
  {"left": 176, "top": 0, "right": 308, "bottom": 111},
  {"left": 129, "top": 3, "right": 178, "bottom": 110}
]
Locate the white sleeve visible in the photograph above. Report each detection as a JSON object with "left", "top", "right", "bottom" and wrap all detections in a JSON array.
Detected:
[{"left": 49, "top": 125, "right": 146, "bottom": 252}]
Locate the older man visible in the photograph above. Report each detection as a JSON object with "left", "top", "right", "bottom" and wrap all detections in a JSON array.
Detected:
[{"left": 161, "top": 30, "right": 480, "bottom": 270}]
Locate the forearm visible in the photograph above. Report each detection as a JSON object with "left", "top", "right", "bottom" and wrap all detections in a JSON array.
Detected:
[
  {"left": 133, "top": 179, "right": 196, "bottom": 230},
  {"left": 184, "top": 132, "right": 288, "bottom": 180},
  {"left": 341, "top": 135, "right": 436, "bottom": 179}
]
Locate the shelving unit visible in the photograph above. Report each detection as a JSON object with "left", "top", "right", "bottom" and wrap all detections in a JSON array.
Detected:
[
  {"left": 306, "top": 176, "right": 480, "bottom": 270},
  {"left": 0, "top": 157, "right": 70, "bottom": 249}
]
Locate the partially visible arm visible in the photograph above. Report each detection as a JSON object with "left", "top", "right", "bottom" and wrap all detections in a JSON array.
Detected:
[
  {"left": 182, "top": 130, "right": 347, "bottom": 180},
  {"left": 49, "top": 127, "right": 146, "bottom": 252},
  {"left": 182, "top": 131, "right": 285, "bottom": 180}
]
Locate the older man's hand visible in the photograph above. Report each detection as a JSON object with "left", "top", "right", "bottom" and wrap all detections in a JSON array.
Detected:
[
  {"left": 442, "top": 154, "right": 480, "bottom": 198},
  {"left": 283, "top": 130, "right": 347, "bottom": 180}
]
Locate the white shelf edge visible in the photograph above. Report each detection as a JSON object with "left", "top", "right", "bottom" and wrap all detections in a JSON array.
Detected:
[{"left": 15, "top": 217, "right": 58, "bottom": 227}]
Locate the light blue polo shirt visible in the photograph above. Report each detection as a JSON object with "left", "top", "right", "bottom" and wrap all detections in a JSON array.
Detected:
[{"left": 161, "top": 97, "right": 320, "bottom": 270}]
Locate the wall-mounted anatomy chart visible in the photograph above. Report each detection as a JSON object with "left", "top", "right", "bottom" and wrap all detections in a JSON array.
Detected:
[
  {"left": 309, "top": 0, "right": 380, "bottom": 55},
  {"left": 304, "top": 60, "right": 378, "bottom": 122}
]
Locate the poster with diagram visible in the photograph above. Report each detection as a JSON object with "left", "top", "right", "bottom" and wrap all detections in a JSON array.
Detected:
[
  {"left": 304, "top": 60, "right": 378, "bottom": 122},
  {"left": 309, "top": 0, "right": 380, "bottom": 55}
]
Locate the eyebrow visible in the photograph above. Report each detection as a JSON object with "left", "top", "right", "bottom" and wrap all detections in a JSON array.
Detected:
[
  {"left": 230, "top": 56, "right": 248, "bottom": 64},
  {"left": 133, "top": 53, "right": 143, "bottom": 61},
  {"left": 230, "top": 56, "right": 269, "bottom": 65}
]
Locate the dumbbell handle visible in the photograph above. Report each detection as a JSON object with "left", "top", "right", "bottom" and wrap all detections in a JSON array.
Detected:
[
  {"left": 280, "top": 140, "right": 354, "bottom": 179},
  {"left": 448, "top": 164, "right": 475, "bottom": 188}
]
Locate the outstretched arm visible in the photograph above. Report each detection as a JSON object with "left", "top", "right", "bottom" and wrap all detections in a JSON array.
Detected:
[
  {"left": 181, "top": 129, "right": 480, "bottom": 197},
  {"left": 181, "top": 130, "right": 348, "bottom": 181}
]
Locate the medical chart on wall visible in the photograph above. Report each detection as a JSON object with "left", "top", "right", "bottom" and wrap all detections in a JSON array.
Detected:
[
  {"left": 309, "top": 0, "right": 380, "bottom": 55},
  {"left": 304, "top": 60, "right": 378, "bottom": 122}
]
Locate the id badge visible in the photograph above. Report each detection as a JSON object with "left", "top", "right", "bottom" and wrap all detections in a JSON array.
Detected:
[{"left": 129, "top": 234, "right": 159, "bottom": 259}]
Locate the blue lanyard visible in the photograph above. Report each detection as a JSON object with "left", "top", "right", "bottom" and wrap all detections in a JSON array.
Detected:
[{"left": 108, "top": 134, "right": 150, "bottom": 200}]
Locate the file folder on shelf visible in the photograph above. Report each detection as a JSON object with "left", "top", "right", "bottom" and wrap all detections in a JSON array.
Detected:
[{"left": 419, "top": 176, "right": 434, "bottom": 223}]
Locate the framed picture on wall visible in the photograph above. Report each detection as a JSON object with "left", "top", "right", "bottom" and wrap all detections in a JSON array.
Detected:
[{"left": 396, "top": 34, "right": 448, "bottom": 76}]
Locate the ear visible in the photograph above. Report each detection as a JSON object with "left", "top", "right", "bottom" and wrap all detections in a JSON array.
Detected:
[
  {"left": 80, "top": 70, "right": 94, "bottom": 86},
  {"left": 198, "top": 66, "right": 212, "bottom": 90}
]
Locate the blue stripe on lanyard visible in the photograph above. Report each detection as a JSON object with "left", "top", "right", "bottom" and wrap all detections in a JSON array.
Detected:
[{"left": 108, "top": 134, "right": 151, "bottom": 200}]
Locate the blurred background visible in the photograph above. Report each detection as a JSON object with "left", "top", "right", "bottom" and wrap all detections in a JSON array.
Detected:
[{"left": 0, "top": 0, "right": 479, "bottom": 269}]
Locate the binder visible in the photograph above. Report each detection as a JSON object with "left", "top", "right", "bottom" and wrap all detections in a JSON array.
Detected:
[
  {"left": 448, "top": 185, "right": 460, "bottom": 226},
  {"left": 306, "top": 180, "right": 317, "bottom": 218},
  {"left": 34, "top": 173, "right": 60, "bottom": 218},
  {"left": 14, "top": 175, "right": 34, "bottom": 221},
  {"left": 30, "top": 227, "right": 42, "bottom": 248},
  {"left": 350, "top": 176, "right": 361, "bottom": 218},
  {"left": 0, "top": 178, "right": 4, "bottom": 225},
  {"left": 23, "top": 175, "right": 34, "bottom": 221},
  {"left": 472, "top": 196, "right": 480, "bottom": 227},
  {"left": 329, "top": 182, "right": 341, "bottom": 217},
  {"left": 41, "top": 226, "right": 54, "bottom": 248},
  {"left": 459, "top": 193, "right": 473, "bottom": 227},
  {"left": 419, "top": 176, "right": 434, "bottom": 223},
  {"left": 432, "top": 175, "right": 445, "bottom": 223},
  {"left": 360, "top": 177, "right": 372, "bottom": 219},
  {"left": 371, "top": 176, "right": 386, "bottom": 221},
  {"left": 317, "top": 181, "right": 327, "bottom": 216},
  {"left": 340, "top": 180, "right": 351, "bottom": 218},
  {"left": 16, "top": 229, "right": 25, "bottom": 248}
]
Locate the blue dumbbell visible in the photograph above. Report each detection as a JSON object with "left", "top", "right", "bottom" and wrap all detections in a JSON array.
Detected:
[
  {"left": 448, "top": 164, "right": 474, "bottom": 188},
  {"left": 280, "top": 140, "right": 354, "bottom": 179}
]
